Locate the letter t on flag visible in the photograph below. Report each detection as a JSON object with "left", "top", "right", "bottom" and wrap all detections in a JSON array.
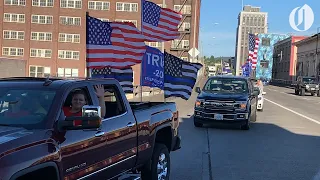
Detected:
[{"left": 141, "top": 46, "right": 164, "bottom": 89}]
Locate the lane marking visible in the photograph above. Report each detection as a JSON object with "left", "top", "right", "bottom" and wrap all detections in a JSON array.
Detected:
[{"left": 265, "top": 98, "right": 320, "bottom": 125}]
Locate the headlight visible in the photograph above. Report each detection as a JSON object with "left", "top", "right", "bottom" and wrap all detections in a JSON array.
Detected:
[
  {"left": 316, "top": 85, "right": 319, "bottom": 88},
  {"left": 195, "top": 99, "right": 204, "bottom": 107},
  {"left": 236, "top": 101, "right": 247, "bottom": 109},
  {"left": 306, "top": 85, "right": 309, "bottom": 88}
]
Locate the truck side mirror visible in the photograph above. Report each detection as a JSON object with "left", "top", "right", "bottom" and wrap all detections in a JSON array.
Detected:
[
  {"left": 58, "top": 105, "right": 102, "bottom": 131},
  {"left": 195, "top": 87, "right": 201, "bottom": 93}
]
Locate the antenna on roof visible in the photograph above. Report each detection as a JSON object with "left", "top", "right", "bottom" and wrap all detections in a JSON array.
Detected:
[{"left": 43, "top": 75, "right": 53, "bottom": 86}]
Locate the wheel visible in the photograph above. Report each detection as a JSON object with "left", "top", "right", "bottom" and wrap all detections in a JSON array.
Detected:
[
  {"left": 193, "top": 117, "right": 203, "bottom": 127},
  {"left": 311, "top": 92, "right": 315, "bottom": 96},
  {"left": 141, "top": 143, "right": 170, "bottom": 180},
  {"left": 294, "top": 89, "right": 299, "bottom": 95},
  {"left": 241, "top": 121, "right": 250, "bottom": 130},
  {"left": 317, "top": 90, "right": 320, "bottom": 97},
  {"left": 257, "top": 108, "right": 263, "bottom": 112}
]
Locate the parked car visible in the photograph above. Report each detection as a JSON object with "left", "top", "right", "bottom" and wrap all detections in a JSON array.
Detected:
[
  {"left": 294, "top": 76, "right": 320, "bottom": 96},
  {"left": 0, "top": 77, "right": 181, "bottom": 180},
  {"left": 194, "top": 76, "right": 259, "bottom": 130}
]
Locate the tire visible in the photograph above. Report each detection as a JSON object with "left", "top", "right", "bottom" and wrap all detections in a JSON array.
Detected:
[
  {"left": 317, "top": 90, "right": 320, "bottom": 97},
  {"left": 257, "top": 108, "right": 263, "bottom": 112},
  {"left": 241, "top": 121, "right": 250, "bottom": 130},
  {"left": 311, "top": 92, "right": 315, "bottom": 96},
  {"left": 193, "top": 117, "right": 203, "bottom": 127},
  {"left": 141, "top": 143, "right": 170, "bottom": 180},
  {"left": 294, "top": 89, "right": 299, "bottom": 95}
]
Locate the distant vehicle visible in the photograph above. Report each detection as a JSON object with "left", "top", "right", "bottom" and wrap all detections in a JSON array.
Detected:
[
  {"left": 0, "top": 77, "right": 181, "bottom": 180},
  {"left": 294, "top": 76, "right": 320, "bottom": 96},
  {"left": 194, "top": 76, "right": 260, "bottom": 130}
]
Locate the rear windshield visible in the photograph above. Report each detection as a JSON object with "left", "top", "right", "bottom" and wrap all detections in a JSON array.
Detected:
[
  {"left": 204, "top": 78, "right": 248, "bottom": 93},
  {"left": 0, "top": 89, "right": 56, "bottom": 129}
]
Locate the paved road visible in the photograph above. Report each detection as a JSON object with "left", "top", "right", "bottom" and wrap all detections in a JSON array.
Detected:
[{"left": 167, "top": 81, "right": 320, "bottom": 180}]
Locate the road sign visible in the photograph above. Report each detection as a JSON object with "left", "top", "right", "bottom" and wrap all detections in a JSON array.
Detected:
[{"left": 188, "top": 48, "right": 200, "bottom": 58}]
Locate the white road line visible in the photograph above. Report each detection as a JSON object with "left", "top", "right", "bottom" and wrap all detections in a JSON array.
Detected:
[{"left": 265, "top": 98, "right": 320, "bottom": 125}]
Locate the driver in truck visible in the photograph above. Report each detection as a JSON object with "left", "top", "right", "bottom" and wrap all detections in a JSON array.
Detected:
[{"left": 63, "top": 85, "right": 106, "bottom": 117}]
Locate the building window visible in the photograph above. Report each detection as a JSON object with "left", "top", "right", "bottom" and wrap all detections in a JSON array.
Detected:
[
  {"left": 115, "top": 19, "right": 138, "bottom": 27},
  {"left": 60, "top": 16, "right": 81, "bottom": 26},
  {"left": 174, "top": 5, "right": 191, "bottom": 14},
  {"left": 4, "top": 0, "right": 26, "bottom": 6},
  {"left": 262, "top": 38, "right": 270, "bottom": 46},
  {"left": 32, "top": 0, "right": 54, "bottom": 7},
  {"left": 60, "top": 0, "right": 82, "bottom": 9},
  {"left": 181, "top": 57, "right": 188, "bottom": 60},
  {"left": 31, "top": 32, "right": 52, "bottom": 41},
  {"left": 30, "top": 48, "right": 52, "bottom": 58},
  {"left": 98, "top": 18, "right": 109, "bottom": 22},
  {"left": 3, "top": 30, "right": 25, "bottom": 40},
  {"left": 29, "top": 66, "right": 51, "bottom": 77},
  {"left": 88, "top": 1, "right": 110, "bottom": 10},
  {"left": 116, "top": 2, "right": 138, "bottom": 12},
  {"left": 59, "top": 33, "right": 80, "bottom": 43},
  {"left": 58, "top": 50, "right": 80, "bottom": 60},
  {"left": 3, "top": 13, "right": 25, "bottom": 23},
  {"left": 31, "top": 15, "right": 53, "bottom": 24},
  {"left": 57, "top": 68, "right": 79, "bottom": 77},
  {"left": 147, "top": 42, "right": 161, "bottom": 47},
  {"left": 2, "top": 47, "right": 24, "bottom": 56},
  {"left": 179, "top": 22, "right": 190, "bottom": 31}
]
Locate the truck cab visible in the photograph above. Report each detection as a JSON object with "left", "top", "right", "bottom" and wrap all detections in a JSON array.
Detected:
[{"left": 0, "top": 77, "right": 181, "bottom": 180}]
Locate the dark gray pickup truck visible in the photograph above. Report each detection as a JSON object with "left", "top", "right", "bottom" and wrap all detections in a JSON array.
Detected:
[{"left": 0, "top": 77, "right": 181, "bottom": 180}]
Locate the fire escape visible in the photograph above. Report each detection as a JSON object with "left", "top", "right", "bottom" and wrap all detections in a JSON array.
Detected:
[{"left": 170, "top": 0, "right": 191, "bottom": 60}]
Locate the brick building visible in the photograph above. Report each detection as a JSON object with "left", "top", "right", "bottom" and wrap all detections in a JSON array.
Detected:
[
  {"left": 0, "top": 0, "right": 201, "bottom": 85},
  {"left": 272, "top": 36, "right": 306, "bottom": 81}
]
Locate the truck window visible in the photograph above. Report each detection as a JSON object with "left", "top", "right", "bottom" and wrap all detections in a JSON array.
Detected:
[
  {"left": 103, "top": 85, "right": 126, "bottom": 119},
  {"left": 63, "top": 87, "right": 93, "bottom": 117},
  {"left": 0, "top": 89, "right": 56, "bottom": 129}
]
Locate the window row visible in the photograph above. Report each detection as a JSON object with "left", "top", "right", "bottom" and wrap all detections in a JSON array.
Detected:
[
  {"left": 3, "top": 31, "right": 80, "bottom": 43},
  {"left": 4, "top": 14, "right": 81, "bottom": 26},
  {"left": 5, "top": 0, "right": 138, "bottom": 12},
  {"left": 2, "top": 47, "right": 80, "bottom": 60},
  {"left": 29, "top": 66, "right": 79, "bottom": 78}
]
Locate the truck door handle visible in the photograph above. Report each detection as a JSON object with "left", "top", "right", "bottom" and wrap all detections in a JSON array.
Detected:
[
  {"left": 127, "top": 122, "right": 135, "bottom": 127},
  {"left": 95, "top": 131, "right": 105, "bottom": 137}
]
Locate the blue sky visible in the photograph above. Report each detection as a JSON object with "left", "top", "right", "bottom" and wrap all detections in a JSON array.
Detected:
[{"left": 199, "top": 0, "right": 320, "bottom": 57}]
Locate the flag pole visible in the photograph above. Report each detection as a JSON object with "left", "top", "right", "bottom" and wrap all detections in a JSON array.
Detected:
[
  {"left": 140, "top": 0, "right": 144, "bottom": 102},
  {"left": 162, "top": 0, "right": 166, "bottom": 104},
  {"left": 163, "top": 49, "right": 166, "bottom": 103}
]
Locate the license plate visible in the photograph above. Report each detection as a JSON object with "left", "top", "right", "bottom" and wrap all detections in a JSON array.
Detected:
[
  {"left": 311, "top": 88, "right": 315, "bottom": 90},
  {"left": 214, "top": 114, "right": 223, "bottom": 120}
]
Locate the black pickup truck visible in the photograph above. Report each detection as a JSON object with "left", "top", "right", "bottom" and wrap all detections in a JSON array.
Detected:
[
  {"left": 294, "top": 76, "right": 320, "bottom": 96},
  {"left": 0, "top": 77, "right": 181, "bottom": 180},
  {"left": 193, "top": 76, "right": 260, "bottom": 130}
]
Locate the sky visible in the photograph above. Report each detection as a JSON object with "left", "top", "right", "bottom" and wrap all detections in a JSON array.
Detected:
[{"left": 199, "top": 0, "right": 320, "bottom": 57}]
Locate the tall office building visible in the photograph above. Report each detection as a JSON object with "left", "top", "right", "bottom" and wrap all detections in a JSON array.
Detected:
[
  {"left": 234, "top": 5, "right": 268, "bottom": 75},
  {"left": 0, "top": 0, "right": 201, "bottom": 84}
]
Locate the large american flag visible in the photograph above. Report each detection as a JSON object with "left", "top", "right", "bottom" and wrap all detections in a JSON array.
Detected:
[
  {"left": 142, "top": 0, "right": 182, "bottom": 42},
  {"left": 91, "top": 67, "right": 133, "bottom": 93},
  {"left": 164, "top": 52, "right": 203, "bottom": 100},
  {"left": 86, "top": 15, "right": 146, "bottom": 69},
  {"left": 248, "top": 33, "right": 260, "bottom": 69}
]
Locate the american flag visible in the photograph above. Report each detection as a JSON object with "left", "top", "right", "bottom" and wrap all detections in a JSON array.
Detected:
[
  {"left": 91, "top": 67, "right": 133, "bottom": 93},
  {"left": 86, "top": 15, "right": 146, "bottom": 69},
  {"left": 142, "top": 0, "right": 182, "bottom": 42},
  {"left": 248, "top": 33, "right": 260, "bottom": 69},
  {"left": 164, "top": 52, "right": 203, "bottom": 100}
]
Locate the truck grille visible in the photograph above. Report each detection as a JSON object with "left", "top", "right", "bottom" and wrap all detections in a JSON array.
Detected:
[{"left": 203, "top": 100, "right": 235, "bottom": 109}]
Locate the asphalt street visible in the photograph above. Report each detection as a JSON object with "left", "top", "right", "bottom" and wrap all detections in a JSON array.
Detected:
[{"left": 165, "top": 80, "right": 320, "bottom": 180}]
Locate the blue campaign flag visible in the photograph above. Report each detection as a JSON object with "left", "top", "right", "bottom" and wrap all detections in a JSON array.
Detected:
[{"left": 141, "top": 46, "right": 164, "bottom": 89}]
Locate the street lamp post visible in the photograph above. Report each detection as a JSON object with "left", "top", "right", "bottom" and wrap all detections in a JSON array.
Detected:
[{"left": 316, "top": 27, "right": 320, "bottom": 80}]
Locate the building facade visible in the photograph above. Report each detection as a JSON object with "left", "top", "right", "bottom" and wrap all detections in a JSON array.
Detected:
[
  {"left": 295, "top": 33, "right": 320, "bottom": 78},
  {"left": 0, "top": 0, "right": 201, "bottom": 84},
  {"left": 234, "top": 5, "right": 268, "bottom": 75},
  {"left": 255, "top": 33, "right": 289, "bottom": 80},
  {"left": 272, "top": 36, "right": 306, "bottom": 81}
]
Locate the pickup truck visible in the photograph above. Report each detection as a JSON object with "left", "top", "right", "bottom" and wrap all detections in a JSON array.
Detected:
[
  {"left": 0, "top": 77, "right": 181, "bottom": 180},
  {"left": 194, "top": 76, "right": 259, "bottom": 130},
  {"left": 294, "top": 76, "right": 320, "bottom": 96}
]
